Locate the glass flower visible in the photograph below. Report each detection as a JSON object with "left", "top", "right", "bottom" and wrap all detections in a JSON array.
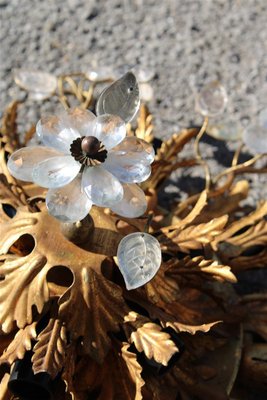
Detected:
[{"left": 7, "top": 107, "right": 155, "bottom": 222}]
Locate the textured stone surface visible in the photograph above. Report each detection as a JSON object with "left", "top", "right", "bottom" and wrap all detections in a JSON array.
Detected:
[
  {"left": 0, "top": 0, "right": 266, "bottom": 204},
  {"left": 0, "top": 2, "right": 267, "bottom": 396}
]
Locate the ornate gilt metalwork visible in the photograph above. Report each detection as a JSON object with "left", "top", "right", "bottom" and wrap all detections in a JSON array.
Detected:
[{"left": 0, "top": 75, "right": 266, "bottom": 400}]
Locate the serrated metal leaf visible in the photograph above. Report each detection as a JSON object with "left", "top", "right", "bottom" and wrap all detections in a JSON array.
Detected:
[
  {"left": 121, "top": 343, "right": 145, "bottom": 400},
  {"left": 0, "top": 322, "right": 37, "bottom": 365},
  {"left": 130, "top": 322, "right": 179, "bottom": 366},
  {"left": 32, "top": 318, "right": 67, "bottom": 379}
]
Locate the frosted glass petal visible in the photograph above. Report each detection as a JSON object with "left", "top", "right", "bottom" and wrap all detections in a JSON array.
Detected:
[
  {"left": 110, "top": 184, "right": 147, "bottom": 218},
  {"left": 195, "top": 81, "right": 228, "bottom": 117},
  {"left": 243, "top": 125, "right": 267, "bottom": 154},
  {"left": 103, "top": 153, "right": 151, "bottom": 183},
  {"left": 14, "top": 69, "right": 57, "bottom": 96},
  {"left": 134, "top": 67, "right": 155, "bottom": 83},
  {"left": 82, "top": 166, "right": 123, "bottom": 207},
  {"left": 139, "top": 83, "right": 154, "bottom": 102},
  {"left": 46, "top": 175, "right": 92, "bottom": 222},
  {"left": 36, "top": 115, "right": 80, "bottom": 153},
  {"left": 7, "top": 146, "right": 61, "bottom": 181},
  {"left": 207, "top": 119, "right": 244, "bottom": 142},
  {"left": 117, "top": 232, "right": 162, "bottom": 290},
  {"left": 59, "top": 107, "right": 96, "bottom": 137},
  {"left": 92, "top": 114, "right": 126, "bottom": 150},
  {"left": 96, "top": 72, "right": 140, "bottom": 123},
  {"left": 111, "top": 137, "right": 155, "bottom": 164},
  {"left": 86, "top": 66, "right": 116, "bottom": 81},
  {"left": 32, "top": 156, "right": 80, "bottom": 188}
]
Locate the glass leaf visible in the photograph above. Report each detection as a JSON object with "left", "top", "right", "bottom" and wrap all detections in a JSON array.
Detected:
[
  {"left": 117, "top": 232, "right": 162, "bottom": 290},
  {"left": 96, "top": 72, "right": 140, "bottom": 123}
]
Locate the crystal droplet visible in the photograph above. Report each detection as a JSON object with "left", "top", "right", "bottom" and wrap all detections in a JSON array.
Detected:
[
  {"left": 14, "top": 69, "right": 57, "bottom": 99},
  {"left": 134, "top": 67, "right": 155, "bottom": 83},
  {"left": 195, "top": 81, "right": 228, "bottom": 117},
  {"left": 86, "top": 66, "right": 116, "bottom": 82},
  {"left": 206, "top": 119, "right": 244, "bottom": 142},
  {"left": 139, "top": 83, "right": 154, "bottom": 102},
  {"left": 117, "top": 232, "right": 162, "bottom": 290}
]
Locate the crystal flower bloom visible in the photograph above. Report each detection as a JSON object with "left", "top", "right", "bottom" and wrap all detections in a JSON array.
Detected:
[{"left": 7, "top": 107, "right": 155, "bottom": 222}]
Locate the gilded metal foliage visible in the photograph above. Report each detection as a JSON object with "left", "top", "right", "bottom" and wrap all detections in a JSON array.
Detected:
[{"left": 0, "top": 76, "right": 266, "bottom": 400}]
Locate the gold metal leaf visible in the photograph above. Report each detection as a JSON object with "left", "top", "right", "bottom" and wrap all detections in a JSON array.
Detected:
[
  {"left": 58, "top": 268, "right": 128, "bottom": 362},
  {"left": 227, "top": 249, "right": 267, "bottom": 270},
  {"left": 161, "top": 190, "right": 207, "bottom": 233},
  {"left": 134, "top": 104, "right": 154, "bottom": 143},
  {"left": 32, "top": 318, "right": 67, "bottom": 379},
  {"left": 0, "top": 373, "right": 11, "bottom": 400},
  {"left": 162, "top": 320, "right": 220, "bottom": 335},
  {"left": 167, "top": 256, "right": 237, "bottom": 283},
  {"left": 144, "top": 128, "right": 198, "bottom": 190},
  {"left": 0, "top": 174, "right": 28, "bottom": 213},
  {"left": 215, "top": 201, "right": 267, "bottom": 245},
  {"left": 191, "top": 180, "right": 249, "bottom": 224},
  {"left": 160, "top": 216, "right": 228, "bottom": 253},
  {"left": 0, "top": 101, "right": 20, "bottom": 153},
  {"left": 61, "top": 346, "right": 77, "bottom": 400},
  {"left": 121, "top": 343, "right": 145, "bottom": 400},
  {"left": 156, "top": 128, "right": 198, "bottom": 162},
  {"left": 0, "top": 322, "right": 37, "bottom": 365},
  {"left": 129, "top": 321, "right": 179, "bottom": 366},
  {"left": 145, "top": 263, "right": 180, "bottom": 307},
  {"left": 0, "top": 253, "right": 49, "bottom": 333}
]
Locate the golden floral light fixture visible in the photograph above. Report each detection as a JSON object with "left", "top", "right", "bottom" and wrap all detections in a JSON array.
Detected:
[{"left": 0, "top": 68, "right": 266, "bottom": 400}]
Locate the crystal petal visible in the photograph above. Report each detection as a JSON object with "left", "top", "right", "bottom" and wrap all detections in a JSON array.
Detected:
[
  {"left": 243, "top": 125, "right": 267, "bottom": 154},
  {"left": 111, "top": 137, "right": 155, "bottom": 164},
  {"left": 14, "top": 69, "right": 57, "bottom": 95},
  {"left": 195, "top": 81, "right": 228, "bottom": 117},
  {"left": 117, "top": 232, "right": 162, "bottom": 290},
  {"left": 206, "top": 119, "right": 244, "bottom": 142},
  {"left": 36, "top": 115, "right": 80, "bottom": 153},
  {"left": 103, "top": 153, "right": 151, "bottom": 183},
  {"left": 92, "top": 114, "right": 126, "bottom": 150},
  {"left": 7, "top": 146, "right": 61, "bottom": 181},
  {"left": 96, "top": 72, "right": 140, "bottom": 123},
  {"left": 59, "top": 107, "right": 96, "bottom": 137},
  {"left": 134, "top": 67, "right": 155, "bottom": 83},
  {"left": 110, "top": 183, "right": 147, "bottom": 218},
  {"left": 139, "top": 83, "right": 154, "bottom": 102},
  {"left": 32, "top": 156, "right": 80, "bottom": 188},
  {"left": 82, "top": 166, "right": 123, "bottom": 207},
  {"left": 46, "top": 175, "right": 92, "bottom": 222},
  {"left": 86, "top": 66, "right": 116, "bottom": 81}
]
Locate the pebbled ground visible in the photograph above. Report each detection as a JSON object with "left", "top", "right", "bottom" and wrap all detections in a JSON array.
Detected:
[
  {"left": 0, "top": 2, "right": 267, "bottom": 398},
  {"left": 0, "top": 0, "right": 266, "bottom": 203}
]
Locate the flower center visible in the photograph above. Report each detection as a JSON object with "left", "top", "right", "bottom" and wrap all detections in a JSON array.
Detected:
[{"left": 70, "top": 136, "right": 107, "bottom": 167}]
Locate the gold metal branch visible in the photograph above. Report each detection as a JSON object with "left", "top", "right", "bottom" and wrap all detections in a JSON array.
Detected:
[
  {"left": 193, "top": 116, "right": 211, "bottom": 191},
  {"left": 213, "top": 153, "right": 266, "bottom": 185}
]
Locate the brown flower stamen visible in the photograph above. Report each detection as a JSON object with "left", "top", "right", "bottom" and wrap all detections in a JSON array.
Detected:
[{"left": 70, "top": 136, "right": 108, "bottom": 167}]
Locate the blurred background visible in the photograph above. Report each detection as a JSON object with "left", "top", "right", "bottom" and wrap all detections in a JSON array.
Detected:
[{"left": 0, "top": 0, "right": 266, "bottom": 203}]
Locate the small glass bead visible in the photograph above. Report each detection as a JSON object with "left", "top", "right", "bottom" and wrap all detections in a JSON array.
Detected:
[{"left": 195, "top": 81, "right": 228, "bottom": 117}]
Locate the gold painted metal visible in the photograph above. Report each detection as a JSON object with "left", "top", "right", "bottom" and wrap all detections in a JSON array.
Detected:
[{"left": 0, "top": 74, "right": 266, "bottom": 400}]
